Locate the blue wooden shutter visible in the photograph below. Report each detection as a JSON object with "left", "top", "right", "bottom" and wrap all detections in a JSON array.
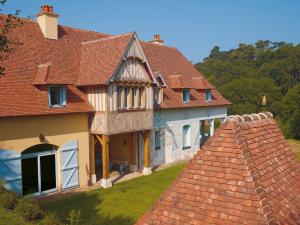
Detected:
[
  {"left": 61, "top": 140, "right": 79, "bottom": 191},
  {"left": 0, "top": 149, "right": 22, "bottom": 195}
]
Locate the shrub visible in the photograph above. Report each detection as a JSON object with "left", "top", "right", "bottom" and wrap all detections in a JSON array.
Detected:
[
  {"left": 16, "top": 199, "right": 44, "bottom": 221},
  {"left": 38, "top": 213, "right": 62, "bottom": 225},
  {"left": 66, "top": 209, "right": 81, "bottom": 225},
  {"left": 0, "top": 192, "right": 17, "bottom": 209},
  {"left": 0, "top": 179, "right": 6, "bottom": 194}
]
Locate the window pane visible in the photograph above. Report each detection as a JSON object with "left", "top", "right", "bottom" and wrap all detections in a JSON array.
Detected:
[
  {"left": 131, "top": 88, "right": 135, "bottom": 108},
  {"left": 206, "top": 90, "right": 212, "bottom": 101},
  {"left": 22, "top": 157, "right": 39, "bottom": 195},
  {"left": 183, "top": 125, "right": 190, "bottom": 148},
  {"left": 155, "top": 131, "right": 161, "bottom": 150},
  {"left": 50, "top": 87, "right": 61, "bottom": 105},
  {"left": 183, "top": 89, "right": 189, "bottom": 103},
  {"left": 40, "top": 154, "right": 56, "bottom": 192},
  {"left": 117, "top": 87, "right": 121, "bottom": 108},
  {"left": 124, "top": 88, "right": 128, "bottom": 108},
  {"left": 139, "top": 88, "right": 143, "bottom": 108}
]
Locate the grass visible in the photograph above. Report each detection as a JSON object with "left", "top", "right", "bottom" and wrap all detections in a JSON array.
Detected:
[
  {"left": 41, "top": 163, "right": 186, "bottom": 225},
  {"left": 288, "top": 139, "right": 300, "bottom": 161},
  {"left": 0, "top": 207, "right": 29, "bottom": 225}
]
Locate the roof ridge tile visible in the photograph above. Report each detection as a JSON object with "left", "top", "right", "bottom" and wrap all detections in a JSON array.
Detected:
[{"left": 81, "top": 32, "right": 134, "bottom": 45}]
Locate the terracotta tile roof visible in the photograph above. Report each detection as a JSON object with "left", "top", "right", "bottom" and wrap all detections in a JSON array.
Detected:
[
  {"left": 0, "top": 14, "right": 229, "bottom": 117},
  {"left": 137, "top": 112, "right": 300, "bottom": 225},
  {"left": 0, "top": 16, "right": 109, "bottom": 117},
  {"left": 141, "top": 42, "right": 231, "bottom": 108},
  {"left": 77, "top": 33, "right": 134, "bottom": 85}
]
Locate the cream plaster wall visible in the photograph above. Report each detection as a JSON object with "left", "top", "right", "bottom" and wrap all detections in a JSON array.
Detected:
[{"left": 0, "top": 113, "right": 90, "bottom": 190}]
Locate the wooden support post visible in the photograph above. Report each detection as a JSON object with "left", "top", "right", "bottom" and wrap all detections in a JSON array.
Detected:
[
  {"left": 130, "top": 132, "right": 137, "bottom": 172},
  {"left": 91, "top": 135, "right": 96, "bottom": 184},
  {"left": 101, "top": 134, "right": 112, "bottom": 188},
  {"left": 143, "top": 130, "right": 152, "bottom": 175}
]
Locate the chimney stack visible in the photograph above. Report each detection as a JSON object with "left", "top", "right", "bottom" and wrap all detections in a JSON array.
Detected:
[
  {"left": 37, "top": 5, "right": 59, "bottom": 40},
  {"left": 149, "top": 34, "right": 164, "bottom": 45}
]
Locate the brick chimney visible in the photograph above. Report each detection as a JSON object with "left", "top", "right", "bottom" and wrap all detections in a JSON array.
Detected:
[
  {"left": 37, "top": 5, "right": 59, "bottom": 40},
  {"left": 149, "top": 34, "right": 164, "bottom": 45}
]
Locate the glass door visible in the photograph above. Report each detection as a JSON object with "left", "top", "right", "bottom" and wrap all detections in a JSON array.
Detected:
[
  {"left": 21, "top": 152, "right": 57, "bottom": 196},
  {"left": 40, "top": 154, "right": 57, "bottom": 193},
  {"left": 22, "top": 156, "right": 39, "bottom": 195}
]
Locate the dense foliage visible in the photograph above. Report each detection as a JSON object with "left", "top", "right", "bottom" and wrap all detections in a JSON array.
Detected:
[{"left": 195, "top": 41, "right": 300, "bottom": 139}]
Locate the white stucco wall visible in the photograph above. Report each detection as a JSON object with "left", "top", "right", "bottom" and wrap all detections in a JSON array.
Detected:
[{"left": 151, "top": 106, "right": 227, "bottom": 166}]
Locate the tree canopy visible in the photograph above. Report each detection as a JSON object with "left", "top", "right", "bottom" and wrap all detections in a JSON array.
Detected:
[{"left": 195, "top": 40, "right": 300, "bottom": 139}]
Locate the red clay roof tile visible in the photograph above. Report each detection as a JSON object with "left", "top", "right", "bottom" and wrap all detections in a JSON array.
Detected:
[
  {"left": 77, "top": 33, "right": 134, "bottom": 86},
  {"left": 0, "top": 14, "right": 230, "bottom": 117},
  {"left": 141, "top": 41, "right": 230, "bottom": 108},
  {"left": 136, "top": 112, "right": 300, "bottom": 225}
]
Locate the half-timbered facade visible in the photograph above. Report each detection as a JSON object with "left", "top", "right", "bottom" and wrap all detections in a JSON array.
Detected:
[{"left": 0, "top": 5, "right": 230, "bottom": 195}]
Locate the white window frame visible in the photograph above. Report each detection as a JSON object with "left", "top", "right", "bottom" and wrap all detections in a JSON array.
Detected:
[
  {"left": 154, "top": 130, "right": 161, "bottom": 150},
  {"left": 182, "top": 89, "right": 190, "bottom": 103},
  {"left": 183, "top": 125, "right": 191, "bottom": 149},
  {"left": 48, "top": 85, "right": 66, "bottom": 107},
  {"left": 205, "top": 90, "right": 212, "bottom": 102}
]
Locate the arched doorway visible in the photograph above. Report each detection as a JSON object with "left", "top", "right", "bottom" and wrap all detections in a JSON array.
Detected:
[{"left": 22, "top": 144, "right": 58, "bottom": 196}]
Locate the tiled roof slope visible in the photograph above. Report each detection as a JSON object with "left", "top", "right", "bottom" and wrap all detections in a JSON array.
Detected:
[
  {"left": 0, "top": 16, "right": 110, "bottom": 117},
  {"left": 137, "top": 112, "right": 300, "bottom": 225},
  {"left": 0, "top": 14, "right": 229, "bottom": 117},
  {"left": 141, "top": 42, "right": 231, "bottom": 108},
  {"left": 77, "top": 33, "right": 134, "bottom": 85}
]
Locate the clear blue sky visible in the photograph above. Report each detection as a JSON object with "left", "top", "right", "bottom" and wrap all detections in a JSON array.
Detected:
[{"left": 2, "top": 0, "right": 300, "bottom": 63}]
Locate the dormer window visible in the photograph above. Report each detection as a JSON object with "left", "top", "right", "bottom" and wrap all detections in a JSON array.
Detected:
[
  {"left": 154, "top": 88, "right": 162, "bottom": 104},
  {"left": 182, "top": 89, "right": 190, "bottom": 103},
  {"left": 48, "top": 86, "right": 66, "bottom": 107},
  {"left": 205, "top": 90, "right": 212, "bottom": 102}
]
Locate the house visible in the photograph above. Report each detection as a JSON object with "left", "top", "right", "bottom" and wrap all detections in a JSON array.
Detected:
[
  {"left": 0, "top": 5, "right": 230, "bottom": 196},
  {"left": 136, "top": 112, "right": 300, "bottom": 225}
]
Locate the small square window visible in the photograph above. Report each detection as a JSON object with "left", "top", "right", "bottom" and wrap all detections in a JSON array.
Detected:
[
  {"left": 48, "top": 86, "right": 66, "bottom": 107},
  {"left": 183, "top": 89, "right": 190, "bottom": 103},
  {"left": 205, "top": 90, "right": 212, "bottom": 102},
  {"left": 155, "top": 130, "right": 161, "bottom": 150}
]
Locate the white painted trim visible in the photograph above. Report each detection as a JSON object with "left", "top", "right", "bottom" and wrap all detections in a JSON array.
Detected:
[{"left": 108, "top": 33, "right": 157, "bottom": 85}]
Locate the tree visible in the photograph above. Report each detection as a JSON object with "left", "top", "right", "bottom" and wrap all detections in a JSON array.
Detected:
[
  {"left": 195, "top": 40, "right": 300, "bottom": 139},
  {"left": 219, "top": 77, "right": 281, "bottom": 115},
  {"left": 280, "top": 84, "right": 300, "bottom": 139},
  {"left": 0, "top": 0, "right": 21, "bottom": 75}
]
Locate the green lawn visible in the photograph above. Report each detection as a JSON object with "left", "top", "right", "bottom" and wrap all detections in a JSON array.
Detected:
[
  {"left": 41, "top": 163, "right": 186, "bottom": 225},
  {"left": 288, "top": 139, "right": 300, "bottom": 161}
]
